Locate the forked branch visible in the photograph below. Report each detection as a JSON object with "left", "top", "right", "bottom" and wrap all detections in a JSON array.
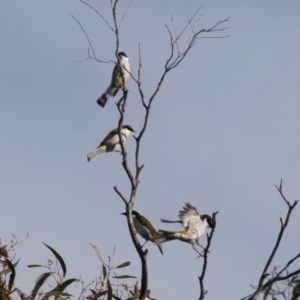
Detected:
[{"left": 246, "top": 179, "right": 299, "bottom": 300}]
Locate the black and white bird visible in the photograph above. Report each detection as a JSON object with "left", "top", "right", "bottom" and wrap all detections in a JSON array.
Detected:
[
  {"left": 97, "top": 52, "right": 130, "bottom": 108},
  {"left": 87, "top": 125, "right": 135, "bottom": 162},
  {"left": 155, "top": 203, "right": 215, "bottom": 256},
  {"left": 121, "top": 210, "right": 163, "bottom": 255}
]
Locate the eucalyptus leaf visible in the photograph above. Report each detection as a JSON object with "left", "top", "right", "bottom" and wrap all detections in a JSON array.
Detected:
[
  {"left": 89, "top": 243, "right": 105, "bottom": 264},
  {"left": 115, "top": 261, "right": 130, "bottom": 269},
  {"left": 5, "top": 259, "right": 15, "bottom": 292},
  {"left": 107, "top": 279, "right": 112, "bottom": 300},
  {"left": 0, "top": 259, "right": 20, "bottom": 276},
  {"left": 102, "top": 264, "right": 107, "bottom": 280},
  {"left": 43, "top": 243, "right": 66, "bottom": 277},
  {"left": 51, "top": 278, "right": 78, "bottom": 292},
  {"left": 16, "top": 288, "right": 28, "bottom": 300},
  {"left": 31, "top": 272, "right": 51, "bottom": 300},
  {"left": 112, "top": 275, "right": 136, "bottom": 279}
]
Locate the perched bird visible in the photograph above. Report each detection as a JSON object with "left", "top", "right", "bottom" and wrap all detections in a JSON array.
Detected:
[
  {"left": 97, "top": 52, "right": 130, "bottom": 108},
  {"left": 121, "top": 210, "right": 163, "bottom": 255},
  {"left": 156, "top": 203, "right": 215, "bottom": 256},
  {"left": 87, "top": 125, "right": 135, "bottom": 162}
]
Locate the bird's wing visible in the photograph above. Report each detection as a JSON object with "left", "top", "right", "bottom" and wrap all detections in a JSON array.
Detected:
[
  {"left": 100, "top": 126, "right": 131, "bottom": 148},
  {"left": 188, "top": 218, "right": 207, "bottom": 239},
  {"left": 179, "top": 203, "right": 201, "bottom": 228},
  {"left": 140, "top": 216, "right": 157, "bottom": 239},
  {"left": 111, "top": 63, "right": 120, "bottom": 83},
  {"left": 99, "top": 128, "right": 118, "bottom": 147}
]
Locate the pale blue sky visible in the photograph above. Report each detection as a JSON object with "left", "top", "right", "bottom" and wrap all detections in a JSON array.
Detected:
[{"left": 1, "top": 1, "right": 300, "bottom": 299}]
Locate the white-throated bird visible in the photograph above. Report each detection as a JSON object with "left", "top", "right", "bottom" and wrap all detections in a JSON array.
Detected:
[
  {"left": 87, "top": 125, "right": 135, "bottom": 162},
  {"left": 121, "top": 210, "right": 163, "bottom": 255},
  {"left": 97, "top": 52, "right": 130, "bottom": 108},
  {"left": 156, "top": 203, "right": 214, "bottom": 256}
]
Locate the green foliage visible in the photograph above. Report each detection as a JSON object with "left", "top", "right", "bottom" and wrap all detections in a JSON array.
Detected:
[
  {"left": 0, "top": 238, "right": 77, "bottom": 300},
  {"left": 88, "top": 244, "right": 140, "bottom": 300},
  {"left": 0, "top": 237, "right": 155, "bottom": 300}
]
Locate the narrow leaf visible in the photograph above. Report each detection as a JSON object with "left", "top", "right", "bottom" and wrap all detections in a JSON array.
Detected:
[
  {"left": 90, "top": 243, "right": 105, "bottom": 264},
  {"left": 112, "top": 296, "right": 122, "bottom": 300},
  {"left": 102, "top": 264, "right": 107, "bottom": 280},
  {"left": 107, "top": 279, "right": 112, "bottom": 300},
  {"left": 43, "top": 243, "right": 66, "bottom": 277},
  {"left": 87, "top": 290, "right": 107, "bottom": 299},
  {"left": 16, "top": 288, "right": 28, "bottom": 300},
  {"left": 115, "top": 261, "right": 130, "bottom": 269},
  {"left": 112, "top": 275, "right": 136, "bottom": 279},
  {"left": 5, "top": 259, "right": 16, "bottom": 292},
  {"left": 0, "top": 259, "right": 19, "bottom": 276},
  {"left": 27, "top": 264, "right": 43, "bottom": 268},
  {"left": 44, "top": 290, "right": 73, "bottom": 298},
  {"left": 98, "top": 290, "right": 108, "bottom": 297},
  {"left": 31, "top": 272, "right": 51, "bottom": 300},
  {"left": 51, "top": 278, "right": 78, "bottom": 292}
]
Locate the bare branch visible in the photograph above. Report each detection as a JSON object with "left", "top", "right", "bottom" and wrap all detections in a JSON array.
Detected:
[
  {"left": 198, "top": 212, "right": 218, "bottom": 300},
  {"left": 136, "top": 44, "right": 146, "bottom": 108},
  {"left": 79, "top": 3, "right": 229, "bottom": 299},
  {"left": 106, "top": 2, "right": 148, "bottom": 299},
  {"left": 166, "top": 17, "right": 229, "bottom": 71},
  {"left": 167, "top": 8, "right": 180, "bottom": 56},
  {"left": 80, "top": 0, "right": 115, "bottom": 32},
  {"left": 71, "top": 13, "right": 116, "bottom": 64},
  {"left": 247, "top": 180, "right": 299, "bottom": 300},
  {"left": 113, "top": 186, "right": 128, "bottom": 205},
  {"left": 119, "top": 0, "right": 133, "bottom": 29},
  {"left": 70, "top": 13, "right": 97, "bottom": 59},
  {"left": 174, "top": 4, "right": 203, "bottom": 45}
]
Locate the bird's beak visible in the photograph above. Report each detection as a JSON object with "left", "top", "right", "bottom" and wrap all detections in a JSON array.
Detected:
[{"left": 120, "top": 212, "right": 126, "bottom": 216}]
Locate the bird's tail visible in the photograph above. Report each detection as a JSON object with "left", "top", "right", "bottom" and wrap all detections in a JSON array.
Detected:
[
  {"left": 97, "top": 87, "right": 119, "bottom": 107},
  {"left": 157, "top": 243, "right": 163, "bottom": 255},
  {"left": 154, "top": 229, "right": 180, "bottom": 244},
  {"left": 160, "top": 218, "right": 182, "bottom": 224},
  {"left": 87, "top": 147, "right": 105, "bottom": 162}
]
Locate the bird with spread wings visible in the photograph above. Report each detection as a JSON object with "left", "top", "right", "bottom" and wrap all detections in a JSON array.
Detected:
[{"left": 155, "top": 203, "right": 215, "bottom": 256}]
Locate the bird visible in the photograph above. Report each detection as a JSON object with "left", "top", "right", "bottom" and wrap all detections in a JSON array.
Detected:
[
  {"left": 97, "top": 52, "right": 130, "bottom": 108},
  {"left": 121, "top": 210, "right": 163, "bottom": 255},
  {"left": 87, "top": 125, "right": 135, "bottom": 162},
  {"left": 155, "top": 203, "right": 215, "bottom": 256}
]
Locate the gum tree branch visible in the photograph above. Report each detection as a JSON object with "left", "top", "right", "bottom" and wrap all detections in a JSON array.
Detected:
[
  {"left": 113, "top": 7, "right": 228, "bottom": 300},
  {"left": 246, "top": 179, "right": 299, "bottom": 300},
  {"left": 78, "top": 3, "right": 228, "bottom": 299},
  {"left": 105, "top": 2, "right": 148, "bottom": 299},
  {"left": 199, "top": 212, "right": 219, "bottom": 300},
  {"left": 80, "top": 0, "right": 115, "bottom": 32}
]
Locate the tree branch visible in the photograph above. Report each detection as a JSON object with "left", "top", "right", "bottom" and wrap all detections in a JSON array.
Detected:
[
  {"left": 80, "top": 0, "right": 115, "bottom": 32},
  {"left": 247, "top": 179, "right": 299, "bottom": 300},
  {"left": 198, "top": 212, "right": 218, "bottom": 300}
]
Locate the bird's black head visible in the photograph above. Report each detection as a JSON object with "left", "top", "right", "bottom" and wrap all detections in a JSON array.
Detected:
[
  {"left": 118, "top": 52, "right": 127, "bottom": 58},
  {"left": 122, "top": 125, "right": 135, "bottom": 132},
  {"left": 120, "top": 210, "right": 138, "bottom": 216},
  {"left": 202, "top": 215, "right": 215, "bottom": 228}
]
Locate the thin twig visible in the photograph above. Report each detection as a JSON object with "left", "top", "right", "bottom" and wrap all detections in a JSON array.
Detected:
[
  {"left": 119, "top": 0, "right": 133, "bottom": 29},
  {"left": 80, "top": 0, "right": 115, "bottom": 32},
  {"left": 70, "top": 14, "right": 97, "bottom": 59}
]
